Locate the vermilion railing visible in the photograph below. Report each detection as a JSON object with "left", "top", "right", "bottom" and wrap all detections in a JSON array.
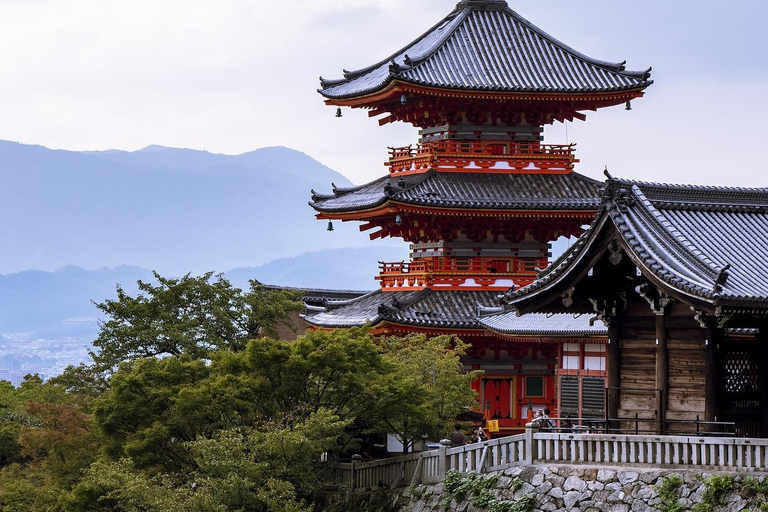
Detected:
[
  {"left": 376, "top": 257, "right": 545, "bottom": 289},
  {"left": 387, "top": 140, "right": 577, "bottom": 174}
]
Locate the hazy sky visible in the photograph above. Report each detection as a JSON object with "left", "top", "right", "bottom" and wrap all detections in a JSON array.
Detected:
[{"left": 1, "top": 0, "right": 766, "bottom": 187}]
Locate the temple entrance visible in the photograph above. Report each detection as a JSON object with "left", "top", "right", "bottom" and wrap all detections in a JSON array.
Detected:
[
  {"left": 718, "top": 342, "right": 764, "bottom": 437},
  {"left": 483, "top": 378, "right": 513, "bottom": 419}
]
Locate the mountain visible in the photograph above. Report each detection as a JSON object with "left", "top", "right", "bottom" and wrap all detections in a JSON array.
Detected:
[
  {"left": 227, "top": 246, "right": 410, "bottom": 291},
  {"left": 0, "top": 245, "right": 409, "bottom": 380},
  {"left": 0, "top": 141, "right": 377, "bottom": 275}
]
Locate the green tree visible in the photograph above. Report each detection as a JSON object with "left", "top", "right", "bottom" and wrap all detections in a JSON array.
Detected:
[
  {"left": 90, "top": 272, "right": 303, "bottom": 371},
  {"left": 380, "top": 334, "right": 481, "bottom": 453}
]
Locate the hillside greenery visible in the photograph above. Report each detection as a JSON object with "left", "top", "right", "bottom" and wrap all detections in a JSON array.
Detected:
[{"left": 0, "top": 272, "right": 478, "bottom": 511}]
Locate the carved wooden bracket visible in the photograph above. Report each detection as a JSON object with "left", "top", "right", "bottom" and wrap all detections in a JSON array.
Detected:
[
  {"left": 635, "top": 282, "right": 675, "bottom": 316},
  {"left": 561, "top": 287, "right": 575, "bottom": 307},
  {"left": 588, "top": 292, "right": 627, "bottom": 327},
  {"left": 608, "top": 239, "right": 623, "bottom": 266}
]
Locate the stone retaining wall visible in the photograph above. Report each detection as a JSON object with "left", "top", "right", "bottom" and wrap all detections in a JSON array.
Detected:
[{"left": 342, "top": 465, "right": 768, "bottom": 512}]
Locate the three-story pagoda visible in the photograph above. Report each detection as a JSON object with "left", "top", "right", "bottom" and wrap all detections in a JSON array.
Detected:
[{"left": 305, "top": 0, "right": 651, "bottom": 434}]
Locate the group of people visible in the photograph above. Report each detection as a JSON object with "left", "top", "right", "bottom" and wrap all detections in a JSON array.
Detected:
[
  {"left": 450, "top": 424, "right": 488, "bottom": 447},
  {"left": 532, "top": 407, "right": 556, "bottom": 430},
  {"left": 449, "top": 408, "right": 562, "bottom": 447}
]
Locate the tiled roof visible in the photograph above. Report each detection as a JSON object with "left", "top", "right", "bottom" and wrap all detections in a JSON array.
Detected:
[
  {"left": 502, "top": 176, "right": 768, "bottom": 306},
  {"left": 310, "top": 170, "right": 602, "bottom": 214},
  {"left": 320, "top": 0, "right": 651, "bottom": 99},
  {"left": 479, "top": 310, "right": 608, "bottom": 336},
  {"left": 302, "top": 289, "right": 501, "bottom": 329}
]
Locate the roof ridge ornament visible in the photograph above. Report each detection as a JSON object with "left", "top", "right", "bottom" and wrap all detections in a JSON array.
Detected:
[{"left": 713, "top": 263, "right": 731, "bottom": 294}]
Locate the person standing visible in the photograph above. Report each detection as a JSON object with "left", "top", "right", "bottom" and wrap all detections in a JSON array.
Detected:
[{"left": 450, "top": 424, "right": 466, "bottom": 447}]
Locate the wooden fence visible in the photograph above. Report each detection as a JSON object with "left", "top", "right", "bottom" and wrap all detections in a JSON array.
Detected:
[{"left": 321, "top": 429, "right": 768, "bottom": 492}]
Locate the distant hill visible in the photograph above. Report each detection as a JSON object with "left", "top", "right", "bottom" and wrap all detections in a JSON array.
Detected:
[
  {"left": 227, "top": 246, "right": 410, "bottom": 291},
  {"left": 0, "top": 141, "right": 377, "bottom": 274}
]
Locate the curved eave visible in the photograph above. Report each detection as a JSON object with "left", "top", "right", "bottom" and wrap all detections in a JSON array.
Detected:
[
  {"left": 313, "top": 200, "right": 600, "bottom": 220},
  {"left": 323, "top": 80, "right": 650, "bottom": 107},
  {"left": 300, "top": 313, "right": 384, "bottom": 329},
  {"left": 372, "top": 322, "right": 490, "bottom": 336},
  {"left": 484, "top": 331, "right": 609, "bottom": 342}
]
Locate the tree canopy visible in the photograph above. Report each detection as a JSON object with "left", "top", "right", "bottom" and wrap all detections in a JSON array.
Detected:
[
  {"left": 0, "top": 272, "right": 481, "bottom": 511},
  {"left": 90, "top": 272, "right": 304, "bottom": 371}
]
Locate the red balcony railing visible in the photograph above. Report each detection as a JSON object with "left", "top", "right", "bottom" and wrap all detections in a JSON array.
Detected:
[
  {"left": 386, "top": 140, "right": 577, "bottom": 175},
  {"left": 376, "top": 257, "right": 547, "bottom": 290}
]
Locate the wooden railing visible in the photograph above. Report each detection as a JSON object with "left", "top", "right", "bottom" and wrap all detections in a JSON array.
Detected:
[
  {"left": 386, "top": 140, "right": 577, "bottom": 174},
  {"left": 376, "top": 257, "right": 543, "bottom": 290},
  {"left": 320, "top": 429, "right": 768, "bottom": 493}
]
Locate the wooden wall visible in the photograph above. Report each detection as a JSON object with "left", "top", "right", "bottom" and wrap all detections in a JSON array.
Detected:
[{"left": 616, "top": 300, "right": 705, "bottom": 434}]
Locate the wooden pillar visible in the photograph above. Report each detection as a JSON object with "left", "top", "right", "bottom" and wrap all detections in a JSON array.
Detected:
[
  {"left": 655, "top": 314, "right": 668, "bottom": 434},
  {"left": 607, "top": 320, "right": 620, "bottom": 431},
  {"left": 704, "top": 327, "right": 719, "bottom": 423},
  {"left": 760, "top": 323, "right": 768, "bottom": 438}
]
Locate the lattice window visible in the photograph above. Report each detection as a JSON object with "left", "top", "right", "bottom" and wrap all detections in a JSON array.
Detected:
[
  {"left": 723, "top": 351, "right": 760, "bottom": 394},
  {"left": 583, "top": 377, "right": 606, "bottom": 418},
  {"left": 560, "top": 376, "right": 579, "bottom": 416}
]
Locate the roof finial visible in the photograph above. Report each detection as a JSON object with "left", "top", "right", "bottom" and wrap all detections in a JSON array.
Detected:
[{"left": 603, "top": 166, "right": 614, "bottom": 180}]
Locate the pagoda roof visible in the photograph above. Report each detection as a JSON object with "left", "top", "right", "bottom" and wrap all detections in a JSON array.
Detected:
[
  {"left": 302, "top": 289, "right": 501, "bottom": 330},
  {"left": 501, "top": 176, "right": 768, "bottom": 313},
  {"left": 319, "top": 0, "right": 652, "bottom": 101},
  {"left": 310, "top": 170, "right": 602, "bottom": 215},
  {"left": 479, "top": 309, "right": 608, "bottom": 337}
]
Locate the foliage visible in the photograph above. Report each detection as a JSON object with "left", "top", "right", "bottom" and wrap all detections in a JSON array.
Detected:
[
  {"left": 90, "top": 272, "right": 303, "bottom": 371},
  {"left": 443, "top": 470, "right": 531, "bottom": 512},
  {"left": 380, "top": 335, "right": 481, "bottom": 452},
  {"left": 692, "top": 474, "right": 735, "bottom": 512},
  {"left": 0, "top": 279, "right": 484, "bottom": 511},
  {"left": 655, "top": 475, "right": 685, "bottom": 512}
]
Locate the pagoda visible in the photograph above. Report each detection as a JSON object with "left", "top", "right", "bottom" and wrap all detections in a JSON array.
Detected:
[{"left": 305, "top": 0, "right": 651, "bottom": 433}]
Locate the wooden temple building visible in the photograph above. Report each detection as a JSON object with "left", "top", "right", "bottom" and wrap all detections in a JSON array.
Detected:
[
  {"left": 498, "top": 176, "right": 768, "bottom": 437},
  {"left": 304, "top": 0, "right": 653, "bottom": 435}
]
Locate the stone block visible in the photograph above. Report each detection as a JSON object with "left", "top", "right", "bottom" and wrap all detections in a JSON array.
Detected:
[
  {"left": 598, "top": 469, "right": 617, "bottom": 483},
  {"left": 630, "top": 500, "right": 653, "bottom": 512},
  {"left": 537, "top": 481, "right": 552, "bottom": 495},
  {"left": 617, "top": 472, "right": 639, "bottom": 486},
  {"left": 607, "top": 504, "right": 629, "bottom": 512},
  {"left": 588, "top": 480, "right": 605, "bottom": 491},
  {"left": 547, "top": 487, "right": 564, "bottom": 499},
  {"left": 564, "top": 490, "right": 583, "bottom": 509},
  {"left": 638, "top": 470, "right": 661, "bottom": 484},
  {"left": 564, "top": 475, "right": 587, "bottom": 492},
  {"left": 531, "top": 473, "right": 545, "bottom": 486},
  {"left": 546, "top": 475, "right": 565, "bottom": 488}
]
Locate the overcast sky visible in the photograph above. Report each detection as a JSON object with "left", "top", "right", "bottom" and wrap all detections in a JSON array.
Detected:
[{"left": 0, "top": 0, "right": 766, "bottom": 187}]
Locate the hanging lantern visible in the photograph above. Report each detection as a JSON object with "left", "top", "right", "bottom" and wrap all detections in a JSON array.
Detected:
[
  {"left": 335, "top": 107, "right": 343, "bottom": 118},
  {"left": 400, "top": 94, "right": 407, "bottom": 105},
  {"left": 327, "top": 220, "right": 334, "bottom": 231},
  {"left": 395, "top": 214, "right": 402, "bottom": 226},
  {"left": 625, "top": 101, "right": 632, "bottom": 111}
]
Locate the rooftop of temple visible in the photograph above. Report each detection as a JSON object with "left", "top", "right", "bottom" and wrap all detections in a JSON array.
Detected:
[
  {"left": 319, "top": 0, "right": 652, "bottom": 127},
  {"left": 500, "top": 175, "right": 768, "bottom": 315},
  {"left": 310, "top": 169, "right": 602, "bottom": 217}
]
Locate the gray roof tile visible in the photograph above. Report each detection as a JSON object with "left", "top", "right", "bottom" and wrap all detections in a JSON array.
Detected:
[
  {"left": 479, "top": 310, "right": 608, "bottom": 336},
  {"left": 502, "top": 177, "right": 768, "bottom": 306},
  {"left": 320, "top": 1, "right": 651, "bottom": 99},
  {"left": 302, "top": 289, "right": 501, "bottom": 329},
  {"left": 310, "top": 170, "right": 602, "bottom": 214}
]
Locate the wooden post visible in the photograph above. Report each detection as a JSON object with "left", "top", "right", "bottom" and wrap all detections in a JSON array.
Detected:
[
  {"left": 524, "top": 424, "right": 537, "bottom": 464},
  {"left": 656, "top": 314, "right": 668, "bottom": 434},
  {"left": 704, "top": 327, "right": 719, "bottom": 423},
  {"left": 607, "top": 321, "right": 620, "bottom": 431},
  {"left": 437, "top": 439, "right": 450, "bottom": 480},
  {"left": 350, "top": 454, "right": 362, "bottom": 492}
]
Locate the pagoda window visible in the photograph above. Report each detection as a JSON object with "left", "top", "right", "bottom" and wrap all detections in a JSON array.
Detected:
[
  {"left": 558, "top": 343, "right": 607, "bottom": 421},
  {"left": 525, "top": 376, "right": 544, "bottom": 397}
]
